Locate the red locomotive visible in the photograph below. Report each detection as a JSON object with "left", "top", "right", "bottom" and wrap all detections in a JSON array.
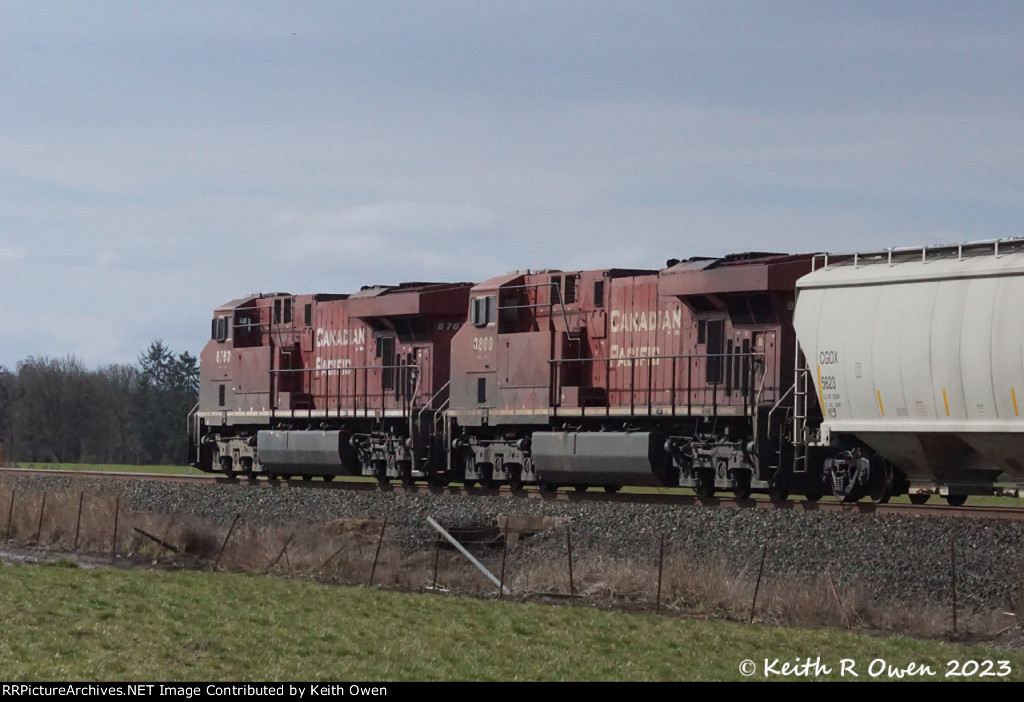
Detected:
[
  {"left": 189, "top": 283, "right": 471, "bottom": 483},
  {"left": 446, "top": 254, "right": 814, "bottom": 496},
  {"left": 190, "top": 253, "right": 817, "bottom": 497}
]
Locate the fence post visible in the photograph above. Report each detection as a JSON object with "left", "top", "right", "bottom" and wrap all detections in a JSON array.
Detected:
[
  {"left": 33, "top": 492, "right": 46, "bottom": 545},
  {"left": 567, "top": 526, "right": 575, "bottom": 604},
  {"left": 951, "top": 535, "right": 958, "bottom": 639},
  {"left": 110, "top": 496, "right": 120, "bottom": 559},
  {"left": 499, "top": 516, "right": 509, "bottom": 599},
  {"left": 826, "top": 565, "right": 852, "bottom": 629},
  {"left": 212, "top": 513, "right": 240, "bottom": 571},
  {"left": 656, "top": 533, "right": 665, "bottom": 614},
  {"left": 749, "top": 542, "right": 767, "bottom": 624},
  {"left": 368, "top": 519, "right": 387, "bottom": 586},
  {"left": 73, "top": 492, "right": 83, "bottom": 552},
  {"left": 265, "top": 532, "right": 295, "bottom": 574},
  {"left": 4, "top": 490, "right": 14, "bottom": 542},
  {"left": 432, "top": 536, "right": 441, "bottom": 590}
]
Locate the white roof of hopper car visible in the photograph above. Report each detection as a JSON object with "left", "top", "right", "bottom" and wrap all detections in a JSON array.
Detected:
[{"left": 797, "top": 238, "right": 1024, "bottom": 289}]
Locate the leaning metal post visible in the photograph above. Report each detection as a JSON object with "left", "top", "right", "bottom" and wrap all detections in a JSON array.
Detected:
[{"left": 426, "top": 517, "right": 510, "bottom": 596}]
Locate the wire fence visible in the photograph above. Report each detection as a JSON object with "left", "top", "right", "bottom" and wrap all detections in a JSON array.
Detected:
[{"left": 0, "top": 484, "right": 1015, "bottom": 640}]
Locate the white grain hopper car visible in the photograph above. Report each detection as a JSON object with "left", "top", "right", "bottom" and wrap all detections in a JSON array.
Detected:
[{"left": 793, "top": 239, "right": 1024, "bottom": 505}]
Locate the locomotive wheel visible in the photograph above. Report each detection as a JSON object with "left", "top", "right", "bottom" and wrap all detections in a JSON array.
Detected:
[
  {"left": 463, "top": 480, "right": 477, "bottom": 489},
  {"left": 322, "top": 474, "right": 335, "bottom": 482},
  {"left": 508, "top": 468, "right": 524, "bottom": 491},
  {"left": 694, "top": 469, "right": 715, "bottom": 499},
  {"left": 539, "top": 481, "right": 558, "bottom": 493},
  {"left": 372, "top": 460, "right": 390, "bottom": 485},
  {"left": 945, "top": 494, "right": 967, "bottom": 506},
  {"left": 732, "top": 478, "right": 752, "bottom": 500},
  {"left": 603, "top": 485, "right": 622, "bottom": 493},
  {"left": 909, "top": 494, "right": 930, "bottom": 505},
  {"left": 400, "top": 461, "right": 414, "bottom": 486},
  {"left": 574, "top": 485, "right": 588, "bottom": 493},
  {"left": 302, "top": 475, "right": 313, "bottom": 482},
  {"left": 479, "top": 465, "right": 496, "bottom": 489},
  {"left": 803, "top": 474, "right": 825, "bottom": 502},
  {"left": 767, "top": 484, "right": 789, "bottom": 501},
  {"left": 867, "top": 455, "right": 893, "bottom": 504}
]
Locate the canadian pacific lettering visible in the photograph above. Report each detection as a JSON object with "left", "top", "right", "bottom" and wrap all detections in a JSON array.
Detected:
[
  {"left": 315, "top": 327, "right": 366, "bottom": 348},
  {"left": 609, "top": 309, "right": 682, "bottom": 333},
  {"left": 314, "top": 357, "right": 352, "bottom": 377}
]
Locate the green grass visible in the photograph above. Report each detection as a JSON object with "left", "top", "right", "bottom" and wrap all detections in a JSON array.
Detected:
[{"left": 0, "top": 566, "right": 1021, "bottom": 681}]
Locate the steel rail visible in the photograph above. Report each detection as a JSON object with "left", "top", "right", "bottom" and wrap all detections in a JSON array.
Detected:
[{"left": 3, "top": 467, "right": 1023, "bottom": 521}]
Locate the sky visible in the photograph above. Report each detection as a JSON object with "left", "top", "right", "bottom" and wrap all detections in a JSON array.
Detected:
[{"left": 2, "top": 1, "right": 1023, "bottom": 367}]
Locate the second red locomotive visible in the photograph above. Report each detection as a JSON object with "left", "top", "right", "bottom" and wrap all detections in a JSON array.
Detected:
[{"left": 446, "top": 254, "right": 814, "bottom": 496}]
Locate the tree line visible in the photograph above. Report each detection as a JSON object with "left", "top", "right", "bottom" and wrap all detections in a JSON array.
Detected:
[{"left": 0, "top": 341, "right": 198, "bottom": 466}]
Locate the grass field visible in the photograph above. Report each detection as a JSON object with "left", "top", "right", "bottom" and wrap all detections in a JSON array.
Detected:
[{"left": 0, "top": 565, "right": 1021, "bottom": 681}]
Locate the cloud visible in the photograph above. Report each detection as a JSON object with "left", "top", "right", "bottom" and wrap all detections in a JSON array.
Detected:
[
  {"left": 2, "top": 3, "right": 1024, "bottom": 369},
  {"left": 0, "top": 247, "right": 26, "bottom": 264},
  {"left": 268, "top": 200, "right": 510, "bottom": 282}
]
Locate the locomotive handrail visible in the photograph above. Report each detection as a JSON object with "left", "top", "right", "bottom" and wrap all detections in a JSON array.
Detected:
[
  {"left": 548, "top": 351, "right": 770, "bottom": 418},
  {"left": 187, "top": 403, "right": 199, "bottom": 444},
  {"left": 766, "top": 382, "right": 795, "bottom": 434},
  {"left": 546, "top": 351, "right": 766, "bottom": 363},
  {"left": 269, "top": 362, "right": 422, "bottom": 418},
  {"left": 418, "top": 380, "right": 451, "bottom": 418}
]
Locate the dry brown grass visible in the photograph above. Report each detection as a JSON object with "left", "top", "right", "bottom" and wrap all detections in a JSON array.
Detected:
[
  {"left": 0, "top": 481, "right": 1017, "bottom": 643},
  {"left": 509, "top": 547, "right": 1018, "bottom": 639}
]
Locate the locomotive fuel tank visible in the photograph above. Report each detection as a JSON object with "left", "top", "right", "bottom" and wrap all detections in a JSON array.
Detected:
[
  {"left": 793, "top": 241, "right": 1024, "bottom": 498},
  {"left": 531, "top": 431, "right": 673, "bottom": 487}
]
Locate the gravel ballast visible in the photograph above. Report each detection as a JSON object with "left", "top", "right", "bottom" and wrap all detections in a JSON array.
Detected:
[{"left": 2, "top": 471, "right": 1023, "bottom": 612}]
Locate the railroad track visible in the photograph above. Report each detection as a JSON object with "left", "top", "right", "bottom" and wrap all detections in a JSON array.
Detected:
[{"left": 4, "top": 467, "right": 1024, "bottom": 521}]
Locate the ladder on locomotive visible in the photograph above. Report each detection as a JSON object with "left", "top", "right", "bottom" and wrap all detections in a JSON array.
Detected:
[{"left": 791, "top": 350, "right": 812, "bottom": 474}]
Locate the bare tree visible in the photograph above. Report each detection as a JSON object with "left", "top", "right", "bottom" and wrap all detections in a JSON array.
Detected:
[
  {"left": 13, "top": 356, "right": 96, "bottom": 462},
  {"left": 96, "top": 363, "right": 142, "bottom": 464}
]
